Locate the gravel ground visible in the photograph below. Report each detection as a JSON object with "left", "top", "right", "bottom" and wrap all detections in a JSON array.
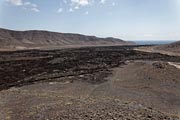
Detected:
[{"left": 1, "top": 46, "right": 180, "bottom": 119}]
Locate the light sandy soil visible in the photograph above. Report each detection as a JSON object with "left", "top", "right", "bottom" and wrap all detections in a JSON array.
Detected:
[
  {"left": 168, "top": 62, "right": 180, "bottom": 70},
  {"left": 0, "top": 44, "right": 131, "bottom": 51}
]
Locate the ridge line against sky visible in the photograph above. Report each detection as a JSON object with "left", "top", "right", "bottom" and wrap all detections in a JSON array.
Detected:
[{"left": 0, "top": 0, "right": 180, "bottom": 40}]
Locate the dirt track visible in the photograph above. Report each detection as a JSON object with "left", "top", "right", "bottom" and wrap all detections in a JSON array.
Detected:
[{"left": 0, "top": 46, "right": 180, "bottom": 119}]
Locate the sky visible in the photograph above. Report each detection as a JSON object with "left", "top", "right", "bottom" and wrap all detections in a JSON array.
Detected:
[{"left": 0, "top": 0, "right": 180, "bottom": 40}]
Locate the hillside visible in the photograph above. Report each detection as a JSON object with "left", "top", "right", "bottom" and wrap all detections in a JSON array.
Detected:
[
  {"left": 154, "top": 41, "right": 180, "bottom": 53},
  {"left": 135, "top": 41, "right": 180, "bottom": 56},
  {"left": 0, "top": 28, "right": 134, "bottom": 50}
]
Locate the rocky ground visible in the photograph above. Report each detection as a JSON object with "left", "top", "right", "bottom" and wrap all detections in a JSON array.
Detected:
[{"left": 0, "top": 46, "right": 180, "bottom": 120}]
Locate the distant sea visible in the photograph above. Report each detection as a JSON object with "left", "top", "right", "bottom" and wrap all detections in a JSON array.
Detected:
[{"left": 132, "top": 40, "right": 177, "bottom": 45}]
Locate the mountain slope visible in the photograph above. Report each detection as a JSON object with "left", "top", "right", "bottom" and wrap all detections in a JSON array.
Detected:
[
  {"left": 154, "top": 41, "right": 180, "bottom": 53},
  {"left": 0, "top": 28, "right": 134, "bottom": 50},
  {"left": 135, "top": 41, "right": 180, "bottom": 56}
]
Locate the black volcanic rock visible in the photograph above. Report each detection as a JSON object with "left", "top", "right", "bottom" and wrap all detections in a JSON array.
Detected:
[{"left": 0, "top": 28, "right": 134, "bottom": 50}]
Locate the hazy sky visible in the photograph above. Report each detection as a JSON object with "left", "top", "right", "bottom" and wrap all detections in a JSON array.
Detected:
[{"left": 0, "top": 0, "right": 180, "bottom": 40}]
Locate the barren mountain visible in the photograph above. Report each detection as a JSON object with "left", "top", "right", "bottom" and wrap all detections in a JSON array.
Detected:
[
  {"left": 135, "top": 41, "right": 180, "bottom": 56},
  {"left": 154, "top": 41, "right": 180, "bottom": 53},
  {"left": 0, "top": 28, "right": 134, "bottom": 50}
]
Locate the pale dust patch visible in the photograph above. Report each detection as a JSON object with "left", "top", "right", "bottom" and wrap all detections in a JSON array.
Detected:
[{"left": 168, "top": 62, "right": 180, "bottom": 70}]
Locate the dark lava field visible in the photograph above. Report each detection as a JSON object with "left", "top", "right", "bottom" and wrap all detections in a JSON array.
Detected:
[
  {"left": 1, "top": 46, "right": 180, "bottom": 120},
  {"left": 1, "top": 45, "right": 180, "bottom": 91}
]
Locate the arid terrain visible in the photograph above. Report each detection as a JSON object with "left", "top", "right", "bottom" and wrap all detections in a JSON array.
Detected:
[
  {"left": 0, "top": 46, "right": 180, "bottom": 120},
  {"left": 0, "top": 28, "right": 134, "bottom": 51},
  {"left": 1, "top": 0, "right": 179, "bottom": 119},
  {"left": 154, "top": 41, "right": 180, "bottom": 53},
  {"left": 135, "top": 41, "right": 180, "bottom": 56}
]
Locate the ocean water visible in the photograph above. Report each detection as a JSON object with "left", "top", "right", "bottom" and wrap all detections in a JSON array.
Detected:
[{"left": 132, "top": 40, "right": 177, "bottom": 45}]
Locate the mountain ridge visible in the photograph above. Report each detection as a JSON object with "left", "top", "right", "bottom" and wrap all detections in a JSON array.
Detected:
[{"left": 0, "top": 28, "right": 134, "bottom": 50}]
